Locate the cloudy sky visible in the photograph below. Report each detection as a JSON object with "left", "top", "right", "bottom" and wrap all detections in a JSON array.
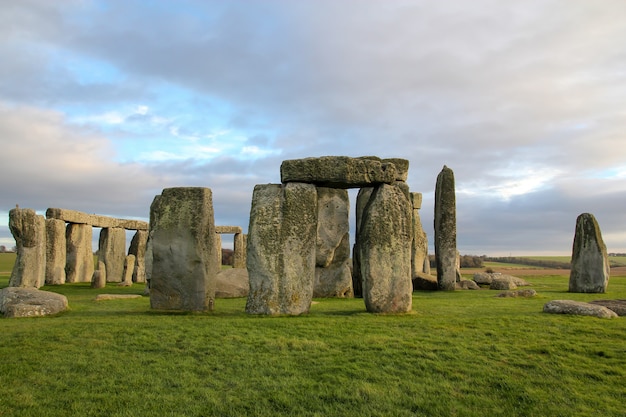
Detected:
[{"left": 1, "top": 0, "right": 625, "bottom": 255}]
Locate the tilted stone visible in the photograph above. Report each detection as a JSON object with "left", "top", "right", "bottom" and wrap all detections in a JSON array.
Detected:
[
  {"left": 215, "top": 226, "right": 242, "bottom": 234},
  {"left": 9, "top": 208, "right": 46, "bottom": 288},
  {"left": 434, "top": 165, "right": 457, "bottom": 290},
  {"left": 45, "top": 218, "right": 66, "bottom": 285},
  {"left": 232, "top": 233, "right": 247, "bottom": 269},
  {"left": 246, "top": 183, "right": 317, "bottom": 315},
  {"left": 569, "top": 213, "right": 610, "bottom": 293},
  {"left": 65, "top": 223, "right": 94, "bottom": 283},
  {"left": 128, "top": 230, "right": 148, "bottom": 283},
  {"left": 0, "top": 287, "right": 68, "bottom": 318},
  {"left": 46, "top": 208, "right": 148, "bottom": 230},
  {"left": 543, "top": 300, "right": 617, "bottom": 319},
  {"left": 280, "top": 156, "right": 399, "bottom": 188},
  {"left": 98, "top": 227, "right": 126, "bottom": 283},
  {"left": 149, "top": 187, "right": 219, "bottom": 311},
  {"left": 357, "top": 183, "right": 413, "bottom": 313}
]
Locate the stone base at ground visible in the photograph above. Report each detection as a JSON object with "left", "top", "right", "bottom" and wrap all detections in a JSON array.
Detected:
[
  {"left": 543, "top": 300, "right": 618, "bottom": 318},
  {"left": 588, "top": 299, "right": 626, "bottom": 316},
  {"left": 95, "top": 294, "right": 142, "bottom": 301},
  {"left": 0, "top": 287, "right": 68, "bottom": 318},
  {"left": 412, "top": 273, "right": 438, "bottom": 291},
  {"left": 456, "top": 280, "right": 480, "bottom": 290},
  {"left": 215, "top": 268, "right": 249, "bottom": 298}
]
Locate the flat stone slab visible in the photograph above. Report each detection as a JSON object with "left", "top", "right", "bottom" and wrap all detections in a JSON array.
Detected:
[
  {"left": 496, "top": 289, "right": 537, "bottom": 298},
  {"left": 46, "top": 208, "right": 148, "bottom": 230},
  {"left": 412, "top": 273, "right": 438, "bottom": 291},
  {"left": 0, "top": 287, "right": 68, "bottom": 318},
  {"left": 280, "top": 156, "right": 404, "bottom": 188},
  {"left": 215, "top": 226, "right": 243, "bottom": 234},
  {"left": 589, "top": 299, "right": 626, "bottom": 316},
  {"left": 95, "top": 294, "right": 143, "bottom": 301},
  {"left": 543, "top": 300, "right": 618, "bottom": 318}
]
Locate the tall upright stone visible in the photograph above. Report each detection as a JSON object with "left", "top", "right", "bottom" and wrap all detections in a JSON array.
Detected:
[
  {"left": 45, "top": 218, "right": 66, "bottom": 285},
  {"left": 434, "top": 165, "right": 457, "bottom": 291},
  {"left": 569, "top": 213, "right": 610, "bottom": 293},
  {"left": 9, "top": 208, "right": 46, "bottom": 288},
  {"left": 410, "top": 192, "right": 429, "bottom": 279},
  {"left": 98, "top": 227, "right": 126, "bottom": 283},
  {"left": 246, "top": 183, "right": 317, "bottom": 315},
  {"left": 215, "top": 233, "right": 223, "bottom": 266},
  {"left": 128, "top": 230, "right": 148, "bottom": 283},
  {"left": 149, "top": 187, "right": 219, "bottom": 311},
  {"left": 352, "top": 187, "right": 374, "bottom": 297},
  {"left": 357, "top": 184, "right": 413, "bottom": 313},
  {"left": 314, "top": 187, "right": 353, "bottom": 298},
  {"left": 233, "top": 233, "right": 247, "bottom": 269},
  {"left": 65, "top": 223, "right": 94, "bottom": 283},
  {"left": 120, "top": 254, "right": 135, "bottom": 286}
]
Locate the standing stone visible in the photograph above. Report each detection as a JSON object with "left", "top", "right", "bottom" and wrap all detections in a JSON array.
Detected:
[
  {"left": 569, "top": 213, "right": 610, "bottom": 293},
  {"left": 410, "top": 192, "right": 429, "bottom": 279},
  {"left": 45, "top": 218, "right": 66, "bottom": 285},
  {"left": 128, "top": 230, "right": 148, "bottom": 283},
  {"left": 9, "top": 208, "right": 46, "bottom": 288},
  {"left": 314, "top": 187, "right": 353, "bottom": 297},
  {"left": 149, "top": 187, "right": 219, "bottom": 311},
  {"left": 357, "top": 184, "right": 413, "bottom": 313},
  {"left": 65, "top": 223, "right": 94, "bottom": 283},
  {"left": 215, "top": 233, "right": 223, "bottom": 266},
  {"left": 352, "top": 187, "right": 375, "bottom": 298},
  {"left": 233, "top": 233, "right": 247, "bottom": 269},
  {"left": 246, "top": 183, "right": 317, "bottom": 315},
  {"left": 120, "top": 254, "right": 135, "bottom": 286},
  {"left": 91, "top": 270, "right": 105, "bottom": 289},
  {"left": 434, "top": 165, "right": 457, "bottom": 291},
  {"left": 98, "top": 227, "right": 126, "bottom": 283}
]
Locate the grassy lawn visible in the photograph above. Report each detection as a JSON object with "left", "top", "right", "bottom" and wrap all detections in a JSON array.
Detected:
[{"left": 1, "top": 255, "right": 625, "bottom": 416}]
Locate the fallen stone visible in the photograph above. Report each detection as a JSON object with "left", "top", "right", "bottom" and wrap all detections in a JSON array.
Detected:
[
  {"left": 215, "top": 268, "right": 249, "bottom": 298},
  {"left": 490, "top": 277, "right": 518, "bottom": 290},
  {"left": 456, "top": 280, "right": 481, "bottom": 290},
  {"left": 543, "top": 300, "right": 618, "bottom": 318},
  {"left": 434, "top": 165, "right": 457, "bottom": 290},
  {"left": 95, "top": 294, "right": 142, "bottom": 301},
  {"left": 588, "top": 299, "right": 626, "bottom": 316},
  {"left": 473, "top": 272, "right": 495, "bottom": 285},
  {"left": 569, "top": 213, "right": 610, "bottom": 293},
  {"left": 412, "top": 272, "right": 438, "bottom": 291},
  {"left": 0, "top": 287, "right": 68, "bottom": 318},
  {"left": 497, "top": 289, "right": 537, "bottom": 298}
]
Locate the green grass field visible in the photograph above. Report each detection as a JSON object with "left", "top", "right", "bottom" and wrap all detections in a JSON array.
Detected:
[{"left": 1, "top": 254, "right": 625, "bottom": 416}]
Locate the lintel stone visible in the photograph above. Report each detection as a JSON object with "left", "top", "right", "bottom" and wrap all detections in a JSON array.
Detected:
[
  {"left": 215, "top": 226, "right": 242, "bottom": 234},
  {"left": 46, "top": 208, "right": 148, "bottom": 230}
]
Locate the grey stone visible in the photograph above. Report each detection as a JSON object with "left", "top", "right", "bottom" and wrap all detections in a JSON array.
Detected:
[
  {"left": 215, "top": 268, "right": 249, "bottom": 298},
  {"left": 98, "top": 227, "right": 126, "bottom": 283},
  {"left": 588, "top": 299, "right": 626, "bottom": 316},
  {"left": 434, "top": 165, "right": 457, "bottom": 290},
  {"left": 149, "top": 187, "right": 219, "bottom": 311},
  {"left": 91, "top": 270, "right": 106, "bottom": 289},
  {"left": 46, "top": 208, "right": 148, "bottom": 230},
  {"left": 9, "top": 208, "right": 46, "bottom": 288},
  {"left": 473, "top": 272, "right": 495, "bottom": 285},
  {"left": 246, "top": 183, "right": 317, "bottom": 315},
  {"left": 0, "top": 287, "right": 68, "bottom": 318},
  {"left": 215, "top": 233, "right": 223, "bottom": 266},
  {"left": 357, "top": 184, "right": 413, "bottom": 313},
  {"left": 119, "top": 254, "right": 135, "bottom": 286},
  {"left": 215, "top": 226, "right": 242, "bottom": 234},
  {"left": 456, "top": 280, "right": 481, "bottom": 290},
  {"left": 569, "top": 213, "right": 610, "bottom": 293},
  {"left": 128, "top": 230, "right": 148, "bottom": 283},
  {"left": 45, "top": 218, "right": 66, "bottom": 285},
  {"left": 383, "top": 158, "right": 410, "bottom": 182},
  {"left": 280, "top": 156, "right": 399, "bottom": 188},
  {"left": 65, "top": 223, "right": 94, "bottom": 283},
  {"left": 314, "top": 234, "right": 353, "bottom": 298},
  {"left": 497, "top": 289, "right": 537, "bottom": 298},
  {"left": 352, "top": 187, "right": 375, "bottom": 297},
  {"left": 412, "top": 272, "right": 438, "bottom": 291},
  {"left": 490, "top": 277, "right": 518, "bottom": 290},
  {"left": 233, "top": 233, "right": 247, "bottom": 269},
  {"left": 543, "top": 300, "right": 618, "bottom": 318},
  {"left": 95, "top": 294, "right": 142, "bottom": 301},
  {"left": 410, "top": 192, "right": 429, "bottom": 278}
]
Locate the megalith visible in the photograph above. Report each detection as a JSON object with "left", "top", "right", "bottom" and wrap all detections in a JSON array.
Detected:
[
  {"left": 569, "top": 213, "right": 610, "bottom": 293},
  {"left": 149, "top": 187, "right": 219, "bottom": 311},
  {"left": 357, "top": 184, "right": 413, "bottom": 313},
  {"left": 352, "top": 187, "right": 375, "bottom": 297},
  {"left": 410, "top": 192, "right": 429, "bottom": 280},
  {"left": 45, "top": 218, "right": 66, "bottom": 285},
  {"left": 246, "top": 183, "right": 317, "bottom": 315},
  {"left": 128, "top": 230, "right": 148, "bottom": 283},
  {"left": 98, "top": 227, "right": 126, "bottom": 283},
  {"left": 9, "top": 208, "right": 46, "bottom": 288},
  {"left": 314, "top": 187, "right": 353, "bottom": 298},
  {"left": 65, "top": 223, "right": 94, "bottom": 283},
  {"left": 120, "top": 254, "right": 135, "bottom": 286},
  {"left": 434, "top": 165, "right": 457, "bottom": 291},
  {"left": 233, "top": 233, "right": 247, "bottom": 269}
]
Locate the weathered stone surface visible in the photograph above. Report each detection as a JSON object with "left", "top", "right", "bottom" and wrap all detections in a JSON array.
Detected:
[
  {"left": 456, "top": 280, "right": 481, "bottom": 290},
  {"left": 149, "top": 187, "right": 219, "bottom": 311},
  {"left": 357, "top": 184, "right": 413, "bottom": 313},
  {"left": 314, "top": 234, "right": 353, "bottom": 298},
  {"left": 46, "top": 208, "right": 148, "bottom": 230},
  {"left": 95, "top": 294, "right": 142, "bottom": 301},
  {"left": 215, "top": 226, "right": 242, "bottom": 234},
  {"left": 233, "top": 233, "right": 247, "bottom": 269},
  {"left": 589, "top": 299, "right": 626, "bottom": 316},
  {"left": 569, "top": 213, "right": 610, "bottom": 293},
  {"left": 246, "top": 183, "right": 317, "bottom": 315},
  {"left": 412, "top": 272, "right": 438, "bottom": 291},
  {"left": 543, "top": 300, "right": 618, "bottom": 318},
  {"left": 91, "top": 270, "right": 106, "bottom": 289},
  {"left": 9, "top": 208, "right": 46, "bottom": 288},
  {"left": 434, "top": 165, "right": 457, "bottom": 290},
  {"left": 119, "top": 254, "right": 135, "bottom": 286},
  {"left": 280, "top": 156, "right": 399, "bottom": 188},
  {"left": 215, "top": 268, "right": 249, "bottom": 298},
  {"left": 45, "top": 218, "right": 66, "bottom": 285},
  {"left": 352, "top": 187, "right": 375, "bottom": 297},
  {"left": 98, "top": 227, "right": 126, "bottom": 283},
  {"left": 215, "top": 233, "right": 223, "bottom": 266},
  {"left": 490, "top": 277, "right": 518, "bottom": 290},
  {"left": 497, "top": 289, "right": 537, "bottom": 298},
  {"left": 475, "top": 273, "right": 530, "bottom": 287},
  {"left": 383, "top": 158, "right": 409, "bottom": 182},
  {"left": 0, "top": 287, "right": 68, "bottom": 318},
  {"left": 410, "top": 193, "right": 429, "bottom": 279},
  {"left": 128, "top": 230, "right": 148, "bottom": 283},
  {"left": 65, "top": 223, "right": 94, "bottom": 283},
  {"left": 473, "top": 272, "right": 494, "bottom": 285}
]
